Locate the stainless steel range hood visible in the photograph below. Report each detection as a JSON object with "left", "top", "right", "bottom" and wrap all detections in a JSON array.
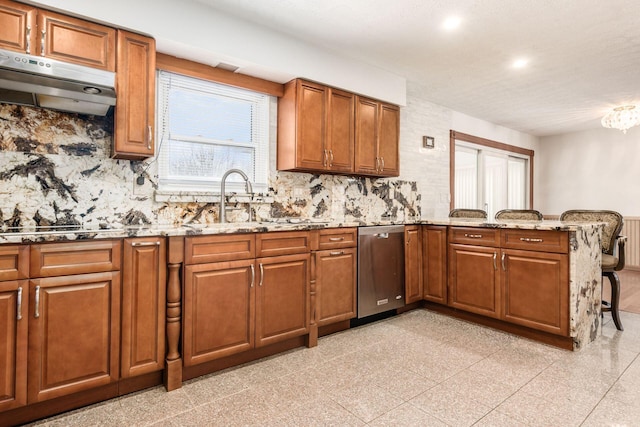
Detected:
[{"left": 0, "top": 48, "right": 116, "bottom": 116}]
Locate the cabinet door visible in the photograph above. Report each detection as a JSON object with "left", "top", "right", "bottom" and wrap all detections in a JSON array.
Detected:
[
  {"left": 377, "top": 103, "right": 400, "bottom": 177},
  {"left": 327, "top": 88, "right": 354, "bottom": 173},
  {"left": 316, "top": 248, "right": 356, "bottom": 326},
  {"left": 423, "top": 226, "right": 447, "bottom": 304},
  {"left": 183, "top": 260, "right": 255, "bottom": 366},
  {"left": 0, "top": 280, "right": 27, "bottom": 412},
  {"left": 28, "top": 272, "right": 120, "bottom": 403},
  {"left": 404, "top": 226, "right": 423, "bottom": 304},
  {"left": 448, "top": 244, "right": 500, "bottom": 318},
  {"left": 37, "top": 10, "right": 116, "bottom": 70},
  {"left": 296, "top": 81, "right": 327, "bottom": 170},
  {"left": 0, "top": 0, "right": 36, "bottom": 54},
  {"left": 502, "top": 249, "right": 569, "bottom": 335},
  {"left": 121, "top": 238, "right": 166, "bottom": 378},
  {"left": 256, "top": 254, "right": 310, "bottom": 347},
  {"left": 114, "top": 30, "right": 156, "bottom": 159},
  {"left": 354, "top": 96, "right": 379, "bottom": 175}
]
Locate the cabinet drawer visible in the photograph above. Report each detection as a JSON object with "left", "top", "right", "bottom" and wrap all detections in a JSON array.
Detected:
[
  {"left": 257, "top": 231, "right": 311, "bottom": 257},
  {"left": 449, "top": 227, "right": 500, "bottom": 247},
  {"left": 316, "top": 228, "right": 357, "bottom": 250},
  {"left": 0, "top": 245, "right": 29, "bottom": 281},
  {"left": 30, "top": 240, "right": 121, "bottom": 277},
  {"left": 501, "top": 229, "right": 568, "bottom": 254},
  {"left": 185, "top": 234, "right": 255, "bottom": 264}
]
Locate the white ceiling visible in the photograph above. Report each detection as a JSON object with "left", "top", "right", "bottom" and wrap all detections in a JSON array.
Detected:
[{"left": 193, "top": 0, "right": 640, "bottom": 137}]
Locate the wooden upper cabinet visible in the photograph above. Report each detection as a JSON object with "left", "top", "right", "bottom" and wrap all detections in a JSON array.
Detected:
[
  {"left": 326, "top": 88, "right": 355, "bottom": 173},
  {"left": 354, "top": 96, "right": 379, "bottom": 175},
  {"left": 37, "top": 10, "right": 115, "bottom": 71},
  {"left": 0, "top": 0, "right": 36, "bottom": 54},
  {"left": 277, "top": 79, "right": 354, "bottom": 174},
  {"left": 113, "top": 30, "right": 156, "bottom": 160},
  {"left": 354, "top": 96, "right": 399, "bottom": 177},
  {"left": 296, "top": 81, "right": 327, "bottom": 170},
  {"left": 377, "top": 103, "right": 400, "bottom": 176}
]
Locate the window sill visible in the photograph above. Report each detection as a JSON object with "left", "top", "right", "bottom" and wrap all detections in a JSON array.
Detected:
[{"left": 154, "top": 190, "right": 274, "bottom": 204}]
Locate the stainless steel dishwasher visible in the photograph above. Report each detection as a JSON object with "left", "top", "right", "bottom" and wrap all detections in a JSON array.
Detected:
[{"left": 357, "top": 225, "right": 405, "bottom": 318}]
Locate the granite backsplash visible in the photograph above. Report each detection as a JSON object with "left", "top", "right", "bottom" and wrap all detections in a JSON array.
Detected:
[{"left": 0, "top": 104, "right": 420, "bottom": 230}]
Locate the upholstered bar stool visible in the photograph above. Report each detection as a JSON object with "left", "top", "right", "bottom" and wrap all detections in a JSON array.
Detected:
[
  {"left": 449, "top": 209, "right": 488, "bottom": 219},
  {"left": 560, "top": 210, "right": 626, "bottom": 330},
  {"left": 495, "top": 209, "right": 543, "bottom": 221}
]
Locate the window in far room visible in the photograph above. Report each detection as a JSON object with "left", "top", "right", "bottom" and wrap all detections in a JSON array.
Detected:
[{"left": 450, "top": 131, "right": 534, "bottom": 219}]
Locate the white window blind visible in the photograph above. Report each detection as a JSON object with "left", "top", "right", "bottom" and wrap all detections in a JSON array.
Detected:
[
  {"left": 454, "top": 141, "right": 530, "bottom": 218},
  {"left": 157, "top": 70, "right": 270, "bottom": 193}
]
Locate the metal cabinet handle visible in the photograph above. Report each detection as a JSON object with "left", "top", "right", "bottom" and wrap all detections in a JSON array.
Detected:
[
  {"left": 330, "top": 251, "right": 344, "bottom": 256},
  {"left": 259, "top": 263, "right": 264, "bottom": 286},
  {"left": 250, "top": 264, "right": 255, "bottom": 288},
  {"left": 26, "top": 26, "right": 31, "bottom": 54},
  {"left": 34, "top": 285, "right": 40, "bottom": 318},
  {"left": 329, "top": 150, "right": 334, "bottom": 167},
  {"left": 501, "top": 253, "right": 506, "bottom": 271},
  {"left": 40, "top": 30, "right": 45, "bottom": 56},
  {"left": 375, "top": 157, "right": 380, "bottom": 172},
  {"left": 375, "top": 232, "right": 389, "bottom": 239},
  {"left": 323, "top": 149, "right": 327, "bottom": 167},
  {"left": 147, "top": 126, "right": 153, "bottom": 150},
  {"left": 16, "top": 287, "right": 23, "bottom": 320},
  {"left": 329, "top": 237, "right": 344, "bottom": 242},
  {"left": 493, "top": 252, "right": 497, "bottom": 270},
  {"left": 464, "top": 234, "right": 483, "bottom": 239},
  {"left": 131, "top": 241, "right": 160, "bottom": 247},
  {"left": 380, "top": 157, "right": 385, "bottom": 171},
  {"left": 520, "top": 237, "right": 544, "bottom": 243}
]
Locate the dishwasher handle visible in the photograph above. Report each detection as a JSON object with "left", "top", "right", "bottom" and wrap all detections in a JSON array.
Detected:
[{"left": 374, "top": 233, "right": 389, "bottom": 239}]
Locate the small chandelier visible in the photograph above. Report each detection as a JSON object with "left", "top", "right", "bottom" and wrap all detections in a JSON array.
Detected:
[{"left": 601, "top": 105, "right": 640, "bottom": 134}]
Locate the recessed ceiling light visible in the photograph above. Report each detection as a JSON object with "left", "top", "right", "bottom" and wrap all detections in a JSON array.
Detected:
[
  {"left": 442, "top": 16, "right": 462, "bottom": 31},
  {"left": 512, "top": 58, "right": 529, "bottom": 69}
]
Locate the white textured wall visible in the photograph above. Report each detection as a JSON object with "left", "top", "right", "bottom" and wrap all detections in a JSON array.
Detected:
[
  {"left": 399, "top": 82, "right": 539, "bottom": 218},
  {"left": 27, "top": 0, "right": 406, "bottom": 106},
  {"left": 535, "top": 126, "right": 640, "bottom": 216}
]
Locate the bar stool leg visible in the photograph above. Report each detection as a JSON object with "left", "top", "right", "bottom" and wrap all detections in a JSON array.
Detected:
[{"left": 606, "top": 272, "right": 624, "bottom": 331}]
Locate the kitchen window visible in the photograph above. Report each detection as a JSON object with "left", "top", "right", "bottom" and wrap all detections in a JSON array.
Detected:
[
  {"left": 450, "top": 131, "right": 534, "bottom": 219},
  {"left": 156, "top": 70, "right": 271, "bottom": 194}
]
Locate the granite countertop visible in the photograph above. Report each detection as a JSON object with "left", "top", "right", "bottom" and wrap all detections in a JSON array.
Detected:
[
  {"left": 0, "top": 217, "right": 603, "bottom": 244},
  {"left": 422, "top": 218, "right": 605, "bottom": 232}
]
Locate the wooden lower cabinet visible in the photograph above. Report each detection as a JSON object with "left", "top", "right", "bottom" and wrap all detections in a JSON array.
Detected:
[
  {"left": 315, "top": 247, "right": 356, "bottom": 326},
  {"left": 0, "top": 280, "right": 27, "bottom": 412},
  {"left": 27, "top": 272, "right": 120, "bottom": 403},
  {"left": 121, "top": 238, "right": 166, "bottom": 378},
  {"left": 502, "top": 249, "right": 569, "bottom": 335},
  {"left": 183, "top": 260, "right": 255, "bottom": 366},
  {"left": 256, "top": 254, "right": 310, "bottom": 347},
  {"left": 448, "top": 244, "right": 501, "bottom": 319},
  {"left": 404, "top": 226, "right": 423, "bottom": 304},
  {"left": 423, "top": 226, "right": 447, "bottom": 304}
]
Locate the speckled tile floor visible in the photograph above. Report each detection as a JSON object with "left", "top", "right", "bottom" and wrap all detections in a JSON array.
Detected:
[{"left": 27, "top": 309, "right": 640, "bottom": 427}]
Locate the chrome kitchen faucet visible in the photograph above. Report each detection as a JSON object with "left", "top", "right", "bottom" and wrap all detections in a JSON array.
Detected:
[{"left": 219, "top": 169, "right": 253, "bottom": 223}]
